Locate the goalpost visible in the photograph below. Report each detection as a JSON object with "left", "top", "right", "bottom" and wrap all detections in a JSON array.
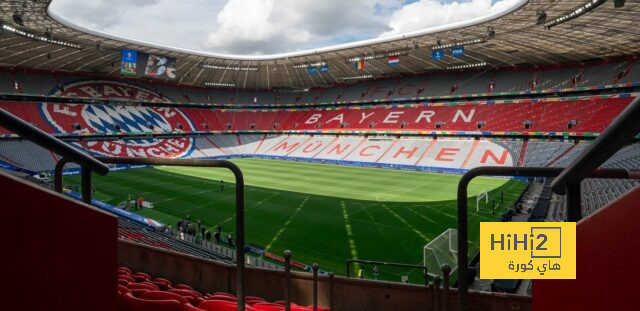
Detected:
[
  {"left": 476, "top": 190, "right": 489, "bottom": 212},
  {"left": 424, "top": 228, "right": 458, "bottom": 277}
]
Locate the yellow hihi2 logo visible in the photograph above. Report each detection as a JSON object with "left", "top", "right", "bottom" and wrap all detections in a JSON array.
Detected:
[{"left": 480, "top": 222, "right": 576, "bottom": 279}]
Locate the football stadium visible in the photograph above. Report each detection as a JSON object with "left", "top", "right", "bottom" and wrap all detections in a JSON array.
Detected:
[{"left": 1, "top": 0, "right": 639, "bottom": 310}]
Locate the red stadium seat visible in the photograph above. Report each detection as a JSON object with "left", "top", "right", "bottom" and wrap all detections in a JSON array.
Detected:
[
  {"left": 198, "top": 300, "right": 255, "bottom": 311},
  {"left": 132, "top": 272, "right": 151, "bottom": 282},
  {"left": 154, "top": 277, "right": 173, "bottom": 288},
  {"left": 252, "top": 302, "right": 285, "bottom": 311},
  {"left": 128, "top": 283, "right": 158, "bottom": 291},
  {"left": 119, "top": 274, "right": 136, "bottom": 283},
  {"left": 246, "top": 296, "right": 265, "bottom": 302},
  {"left": 198, "top": 300, "right": 239, "bottom": 311},
  {"left": 118, "top": 284, "right": 131, "bottom": 295},
  {"left": 174, "top": 283, "right": 195, "bottom": 291},
  {"left": 183, "top": 303, "right": 207, "bottom": 311},
  {"left": 152, "top": 281, "right": 173, "bottom": 290},
  {"left": 119, "top": 267, "right": 133, "bottom": 274},
  {"left": 130, "top": 289, "right": 150, "bottom": 297},
  {"left": 139, "top": 281, "right": 160, "bottom": 290},
  {"left": 168, "top": 288, "right": 202, "bottom": 304},
  {"left": 140, "top": 290, "right": 190, "bottom": 305},
  {"left": 120, "top": 292, "right": 183, "bottom": 311},
  {"left": 118, "top": 278, "right": 131, "bottom": 286},
  {"left": 207, "top": 295, "right": 236, "bottom": 302}
]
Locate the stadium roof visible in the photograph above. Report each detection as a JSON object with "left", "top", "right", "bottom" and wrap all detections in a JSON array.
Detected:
[{"left": 0, "top": 0, "right": 638, "bottom": 90}]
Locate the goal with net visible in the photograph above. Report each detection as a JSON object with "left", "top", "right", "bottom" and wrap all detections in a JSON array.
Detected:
[{"left": 423, "top": 228, "right": 458, "bottom": 277}]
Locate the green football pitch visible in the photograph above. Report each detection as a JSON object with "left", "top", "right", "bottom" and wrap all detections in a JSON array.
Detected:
[{"left": 67, "top": 158, "right": 526, "bottom": 283}]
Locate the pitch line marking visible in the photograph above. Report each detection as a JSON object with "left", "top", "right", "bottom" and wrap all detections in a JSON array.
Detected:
[
  {"left": 374, "top": 178, "right": 435, "bottom": 203},
  {"left": 155, "top": 189, "right": 210, "bottom": 203},
  {"left": 405, "top": 206, "right": 439, "bottom": 226},
  {"left": 341, "top": 201, "right": 359, "bottom": 263},
  {"left": 220, "top": 191, "right": 280, "bottom": 225},
  {"left": 380, "top": 203, "right": 430, "bottom": 243},
  {"left": 264, "top": 196, "right": 309, "bottom": 251}
]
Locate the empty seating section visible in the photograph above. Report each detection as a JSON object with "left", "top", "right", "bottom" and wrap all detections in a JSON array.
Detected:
[
  {"left": 286, "top": 136, "right": 338, "bottom": 158},
  {"left": 536, "top": 68, "right": 579, "bottom": 90},
  {"left": 492, "top": 70, "right": 532, "bottom": 93},
  {"left": 424, "top": 73, "right": 457, "bottom": 96},
  {"left": 364, "top": 79, "right": 400, "bottom": 101},
  {"left": 1, "top": 59, "right": 637, "bottom": 107},
  {"left": 117, "top": 266, "right": 328, "bottom": 311},
  {"left": 1, "top": 132, "right": 638, "bottom": 245},
  {"left": 579, "top": 62, "right": 627, "bottom": 86},
  {"left": 1, "top": 97, "right": 631, "bottom": 135},
  {"left": 340, "top": 81, "right": 370, "bottom": 102},
  {"left": 456, "top": 71, "right": 494, "bottom": 95},
  {"left": 14, "top": 72, "right": 57, "bottom": 95},
  {"left": 619, "top": 61, "right": 640, "bottom": 83},
  {"left": 1, "top": 133, "right": 637, "bottom": 173},
  {"left": 376, "top": 138, "right": 433, "bottom": 165},
  {"left": 0, "top": 140, "right": 60, "bottom": 171},
  {"left": 495, "top": 140, "right": 523, "bottom": 163},
  {"left": 387, "top": 76, "right": 426, "bottom": 100},
  {"left": 522, "top": 141, "right": 572, "bottom": 167},
  {"left": 549, "top": 143, "right": 590, "bottom": 167},
  {"left": 316, "top": 85, "right": 345, "bottom": 103},
  {"left": 119, "top": 218, "right": 231, "bottom": 263}
]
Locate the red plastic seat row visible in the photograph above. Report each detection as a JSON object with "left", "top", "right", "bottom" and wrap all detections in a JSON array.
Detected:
[{"left": 119, "top": 267, "right": 330, "bottom": 311}]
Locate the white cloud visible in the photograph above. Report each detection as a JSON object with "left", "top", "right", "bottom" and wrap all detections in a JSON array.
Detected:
[
  {"left": 48, "top": 0, "right": 519, "bottom": 55},
  {"left": 203, "top": 0, "right": 398, "bottom": 54},
  {"left": 49, "top": 0, "right": 223, "bottom": 51},
  {"left": 380, "top": 0, "right": 521, "bottom": 37}
]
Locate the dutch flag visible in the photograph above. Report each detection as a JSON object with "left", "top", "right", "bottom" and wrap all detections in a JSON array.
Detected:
[{"left": 388, "top": 56, "right": 400, "bottom": 66}]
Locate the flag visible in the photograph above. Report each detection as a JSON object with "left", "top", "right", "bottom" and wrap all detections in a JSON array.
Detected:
[
  {"left": 307, "top": 66, "right": 317, "bottom": 75},
  {"left": 388, "top": 56, "right": 400, "bottom": 66},
  {"left": 432, "top": 49, "right": 444, "bottom": 60},
  {"left": 354, "top": 60, "right": 365, "bottom": 71},
  {"left": 451, "top": 46, "right": 465, "bottom": 57},
  {"left": 320, "top": 64, "right": 329, "bottom": 73}
]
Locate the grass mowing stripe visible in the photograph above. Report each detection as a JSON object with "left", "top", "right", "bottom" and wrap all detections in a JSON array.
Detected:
[
  {"left": 341, "top": 200, "right": 360, "bottom": 271},
  {"left": 265, "top": 197, "right": 309, "bottom": 251},
  {"left": 67, "top": 158, "right": 526, "bottom": 284}
]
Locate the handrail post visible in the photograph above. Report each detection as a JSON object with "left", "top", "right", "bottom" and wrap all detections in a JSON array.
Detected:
[
  {"left": 565, "top": 182, "right": 582, "bottom": 222},
  {"left": 328, "top": 272, "right": 334, "bottom": 311},
  {"left": 346, "top": 260, "right": 351, "bottom": 278},
  {"left": 284, "top": 250, "right": 292, "bottom": 311},
  {"left": 54, "top": 158, "right": 70, "bottom": 193},
  {"left": 424, "top": 267, "right": 429, "bottom": 286},
  {"left": 428, "top": 282, "right": 435, "bottom": 311},
  {"left": 442, "top": 265, "right": 451, "bottom": 311},
  {"left": 93, "top": 157, "right": 245, "bottom": 311},
  {"left": 457, "top": 173, "right": 470, "bottom": 311},
  {"left": 232, "top": 163, "right": 246, "bottom": 311},
  {"left": 433, "top": 276, "right": 441, "bottom": 311},
  {"left": 81, "top": 166, "right": 92, "bottom": 204},
  {"left": 312, "top": 263, "right": 318, "bottom": 311}
]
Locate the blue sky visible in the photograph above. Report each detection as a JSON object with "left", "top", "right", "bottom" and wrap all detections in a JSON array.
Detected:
[{"left": 49, "top": 0, "right": 519, "bottom": 55}]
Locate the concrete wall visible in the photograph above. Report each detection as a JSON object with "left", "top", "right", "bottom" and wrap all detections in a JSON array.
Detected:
[
  {"left": 119, "top": 240, "right": 531, "bottom": 311},
  {"left": 0, "top": 171, "right": 118, "bottom": 310},
  {"left": 534, "top": 186, "right": 640, "bottom": 310}
]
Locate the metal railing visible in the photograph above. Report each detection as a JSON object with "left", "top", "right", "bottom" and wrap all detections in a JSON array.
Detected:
[
  {"left": 88, "top": 156, "right": 247, "bottom": 310},
  {"left": 0, "top": 108, "right": 249, "bottom": 311},
  {"left": 456, "top": 92, "right": 640, "bottom": 311},
  {"left": 345, "top": 259, "right": 429, "bottom": 285},
  {"left": 0, "top": 108, "right": 109, "bottom": 203},
  {"left": 456, "top": 166, "right": 640, "bottom": 310},
  {"left": 551, "top": 96, "right": 640, "bottom": 196}
]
